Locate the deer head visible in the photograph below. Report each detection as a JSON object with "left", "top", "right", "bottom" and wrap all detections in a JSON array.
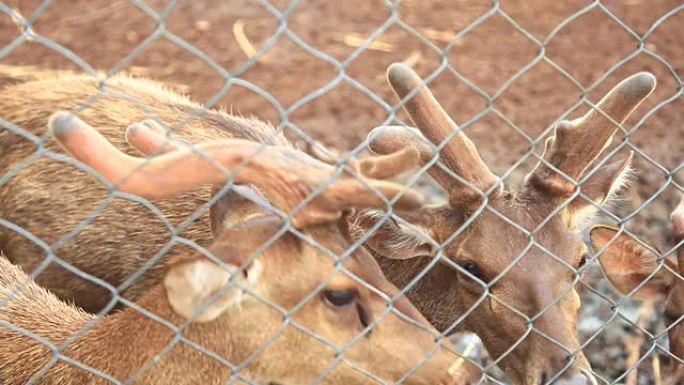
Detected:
[
  {"left": 590, "top": 195, "right": 684, "bottom": 384},
  {"left": 44, "top": 112, "right": 479, "bottom": 384},
  {"left": 351, "top": 63, "right": 656, "bottom": 384}
]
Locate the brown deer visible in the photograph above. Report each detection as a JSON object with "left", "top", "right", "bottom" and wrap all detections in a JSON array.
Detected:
[
  {"left": 590, "top": 195, "right": 684, "bottom": 384},
  {"left": 0, "top": 65, "right": 421, "bottom": 312},
  {"left": 0, "top": 63, "right": 654, "bottom": 384},
  {"left": 346, "top": 63, "right": 657, "bottom": 385},
  {"left": 0, "top": 112, "right": 473, "bottom": 385}
]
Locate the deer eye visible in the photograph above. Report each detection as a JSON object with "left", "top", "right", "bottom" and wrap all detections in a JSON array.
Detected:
[
  {"left": 458, "top": 260, "right": 484, "bottom": 281},
  {"left": 323, "top": 289, "right": 356, "bottom": 307},
  {"left": 578, "top": 254, "right": 588, "bottom": 269}
]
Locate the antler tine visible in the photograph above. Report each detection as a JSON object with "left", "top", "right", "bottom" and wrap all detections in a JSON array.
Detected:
[
  {"left": 671, "top": 194, "right": 684, "bottom": 272},
  {"left": 386, "top": 63, "right": 498, "bottom": 206},
  {"left": 133, "top": 121, "right": 421, "bottom": 187},
  {"left": 305, "top": 140, "right": 362, "bottom": 173},
  {"left": 48, "top": 111, "right": 425, "bottom": 228},
  {"left": 305, "top": 139, "right": 420, "bottom": 180},
  {"left": 367, "top": 125, "right": 462, "bottom": 191},
  {"left": 49, "top": 112, "right": 259, "bottom": 200},
  {"left": 358, "top": 147, "right": 421, "bottom": 180},
  {"left": 528, "top": 72, "right": 656, "bottom": 196},
  {"left": 125, "top": 120, "right": 185, "bottom": 155}
]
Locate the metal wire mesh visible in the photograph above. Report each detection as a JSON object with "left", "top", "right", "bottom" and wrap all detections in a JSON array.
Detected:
[{"left": 0, "top": 0, "right": 682, "bottom": 384}]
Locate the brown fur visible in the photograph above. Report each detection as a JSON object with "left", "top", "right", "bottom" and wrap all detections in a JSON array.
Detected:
[
  {"left": 591, "top": 197, "right": 684, "bottom": 380},
  {"left": 0, "top": 66, "right": 476, "bottom": 384},
  {"left": 0, "top": 68, "right": 290, "bottom": 312},
  {"left": 348, "top": 68, "right": 655, "bottom": 384},
  {"left": 0, "top": 224, "right": 463, "bottom": 385},
  {"left": 365, "top": 196, "right": 591, "bottom": 384}
]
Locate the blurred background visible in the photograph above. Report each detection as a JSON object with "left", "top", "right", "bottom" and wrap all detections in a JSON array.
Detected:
[{"left": 1, "top": 1, "right": 682, "bottom": 383}]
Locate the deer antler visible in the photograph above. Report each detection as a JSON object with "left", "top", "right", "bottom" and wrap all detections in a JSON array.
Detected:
[
  {"left": 304, "top": 138, "right": 421, "bottom": 180},
  {"left": 125, "top": 120, "right": 186, "bottom": 154},
  {"left": 527, "top": 72, "right": 656, "bottom": 197},
  {"left": 367, "top": 125, "right": 458, "bottom": 191},
  {"left": 128, "top": 119, "right": 422, "bottom": 182},
  {"left": 376, "top": 63, "right": 498, "bottom": 207},
  {"left": 48, "top": 112, "right": 425, "bottom": 228}
]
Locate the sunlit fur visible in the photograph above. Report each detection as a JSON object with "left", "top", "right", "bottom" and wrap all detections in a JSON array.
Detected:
[{"left": 0, "top": 66, "right": 477, "bottom": 384}]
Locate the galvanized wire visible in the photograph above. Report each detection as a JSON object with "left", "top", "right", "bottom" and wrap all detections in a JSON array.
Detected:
[{"left": 0, "top": 0, "right": 682, "bottom": 384}]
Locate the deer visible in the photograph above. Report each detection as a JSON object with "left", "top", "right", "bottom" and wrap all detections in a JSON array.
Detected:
[
  {"left": 590, "top": 194, "right": 684, "bottom": 384},
  {"left": 340, "top": 63, "right": 658, "bottom": 385},
  {"left": 0, "top": 64, "right": 426, "bottom": 312},
  {"left": 0, "top": 109, "right": 478, "bottom": 385},
  {"left": 0, "top": 63, "right": 654, "bottom": 384}
]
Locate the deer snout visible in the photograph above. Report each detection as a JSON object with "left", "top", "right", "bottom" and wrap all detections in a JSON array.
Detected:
[
  {"left": 523, "top": 356, "right": 594, "bottom": 385},
  {"left": 525, "top": 339, "right": 594, "bottom": 385},
  {"left": 546, "top": 370, "right": 597, "bottom": 385},
  {"left": 537, "top": 357, "right": 596, "bottom": 385},
  {"left": 409, "top": 370, "right": 468, "bottom": 385},
  {"left": 407, "top": 349, "right": 481, "bottom": 385}
]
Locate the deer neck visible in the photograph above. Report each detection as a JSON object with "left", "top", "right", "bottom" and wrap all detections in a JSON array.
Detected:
[
  {"left": 50, "top": 287, "right": 240, "bottom": 385},
  {"left": 376, "top": 255, "right": 466, "bottom": 333}
]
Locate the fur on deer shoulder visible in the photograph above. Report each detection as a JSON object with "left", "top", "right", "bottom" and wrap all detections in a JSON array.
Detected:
[
  {"left": 0, "top": 66, "right": 418, "bottom": 316},
  {"left": 0, "top": 113, "right": 475, "bottom": 385}
]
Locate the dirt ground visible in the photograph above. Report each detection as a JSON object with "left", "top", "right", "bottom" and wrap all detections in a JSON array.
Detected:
[{"left": 0, "top": 0, "right": 682, "bottom": 383}]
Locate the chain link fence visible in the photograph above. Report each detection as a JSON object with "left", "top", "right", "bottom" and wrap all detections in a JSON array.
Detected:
[{"left": 0, "top": 0, "right": 682, "bottom": 384}]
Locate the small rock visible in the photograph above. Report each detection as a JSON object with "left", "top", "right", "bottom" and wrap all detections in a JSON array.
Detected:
[
  {"left": 578, "top": 316, "right": 603, "bottom": 334},
  {"left": 126, "top": 31, "right": 138, "bottom": 42},
  {"left": 195, "top": 20, "right": 211, "bottom": 31}
]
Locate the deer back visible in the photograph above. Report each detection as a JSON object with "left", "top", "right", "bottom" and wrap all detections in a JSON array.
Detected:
[{"left": 0, "top": 68, "right": 289, "bottom": 312}]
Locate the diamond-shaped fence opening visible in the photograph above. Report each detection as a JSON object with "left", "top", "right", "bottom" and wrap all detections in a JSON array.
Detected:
[{"left": 0, "top": 1, "right": 682, "bottom": 384}]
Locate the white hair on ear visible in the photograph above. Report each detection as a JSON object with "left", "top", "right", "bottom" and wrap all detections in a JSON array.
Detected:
[
  {"left": 164, "top": 259, "right": 263, "bottom": 322},
  {"left": 350, "top": 209, "right": 435, "bottom": 252},
  {"left": 604, "top": 164, "right": 634, "bottom": 205},
  {"left": 572, "top": 165, "right": 634, "bottom": 230}
]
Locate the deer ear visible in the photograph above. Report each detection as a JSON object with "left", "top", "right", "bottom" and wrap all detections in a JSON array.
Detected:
[
  {"left": 591, "top": 225, "right": 675, "bottom": 300},
  {"left": 567, "top": 153, "right": 632, "bottom": 226},
  {"left": 210, "top": 185, "right": 273, "bottom": 236},
  {"left": 164, "top": 258, "right": 262, "bottom": 322},
  {"left": 351, "top": 210, "right": 434, "bottom": 260},
  {"left": 168, "top": 211, "right": 282, "bottom": 322}
]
